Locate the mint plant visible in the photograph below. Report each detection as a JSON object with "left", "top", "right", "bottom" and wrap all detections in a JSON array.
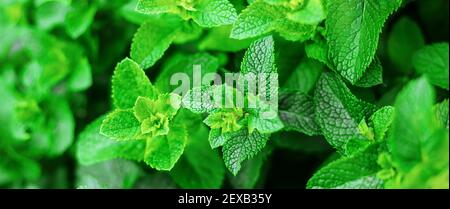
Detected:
[{"left": 0, "top": 0, "right": 448, "bottom": 189}]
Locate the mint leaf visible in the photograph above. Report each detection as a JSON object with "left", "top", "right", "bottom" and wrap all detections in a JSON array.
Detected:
[
  {"left": 76, "top": 116, "right": 146, "bottom": 165},
  {"left": 170, "top": 122, "right": 225, "bottom": 188},
  {"left": 209, "top": 128, "right": 227, "bottom": 149},
  {"left": 326, "top": 0, "right": 402, "bottom": 83},
  {"left": 100, "top": 110, "right": 141, "bottom": 140},
  {"left": 143, "top": 121, "right": 187, "bottom": 170},
  {"left": 354, "top": 57, "right": 383, "bottom": 88},
  {"left": 204, "top": 108, "right": 243, "bottom": 133},
  {"left": 305, "top": 38, "right": 332, "bottom": 68},
  {"left": 155, "top": 52, "right": 220, "bottom": 93},
  {"left": 112, "top": 58, "right": 157, "bottom": 109},
  {"left": 182, "top": 86, "right": 217, "bottom": 114},
  {"left": 314, "top": 72, "right": 376, "bottom": 154},
  {"left": 387, "top": 77, "right": 439, "bottom": 172},
  {"left": 387, "top": 16, "right": 425, "bottom": 72},
  {"left": 133, "top": 96, "right": 171, "bottom": 136},
  {"left": 305, "top": 38, "right": 383, "bottom": 88},
  {"left": 385, "top": 129, "right": 449, "bottom": 189},
  {"left": 230, "top": 1, "right": 318, "bottom": 41},
  {"left": 135, "top": 0, "right": 177, "bottom": 15},
  {"left": 229, "top": 146, "right": 271, "bottom": 188},
  {"left": 287, "top": 0, "right": 325, "bottom": 25},
  {"left": 199, "top": 25, "right": 254, "bottom": 52},
  {"left": 278, "top": 90, "right": 321, "bottom": 136},
  {"left": 133, "top": 94, "right": 180, "bottom": 122},
  {"left": 222, "top": 129, "right": 270, "bottom": 175},
  {"left": 131, "top": 17, "right": 182, "bottom": 69},
  {"left": 230, "top": 1, "right": 278, "bottom": 40},
  {"left": 369, "top": 106, "right": 394, "bottom": 141},
  {"left": 247, "top": 107, "right": 284, "bottom": 134},
  {"left": 136, "top": 0, "right": 237, "bottom": 27},
  {"left": 190, "top": 0, "right": 238, "bottom": 27},
  {"left": 241, "top": 35, "right": 276, "bottom": 73},
  {"left": 307, "top": 143, "right": 384, "bottom": 189},
  {"left": 412, "top": 43, "right": 449, "bottom": 90},
  {"left": 275, "top": 18, "right": 316, "bottom": 42}
]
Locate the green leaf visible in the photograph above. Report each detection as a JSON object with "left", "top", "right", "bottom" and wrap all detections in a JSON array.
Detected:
[
  {"left": 112, "top": 58, "right": 157, "bottom": 109},
  {"left": 130, "top": 17, "right": 182, "bottom": 69},
  {"left": 278, "top": 90, "right": 321, "bottom": 136},
  {"left": 222, "top": 129, "right": 270, "bottom": 175},
  {"left": 230, "top": 1, "right": 278, "bottom": 40},
  {"left": 182, "top": 88, "right": 216, "bottom": 114},
  {"left": 65, "top": 0, "right": 97, "bottom": 39},
  {"left": 354, "top": 57, "right": 383, "bottom": 88},
  {"left": 241, "top": 35, "right": 276, "bottom": 74},
  {"left": 388, "top": 77, "right": 439, "bottom": 172},
  {"left": 133, "top": 94, "right": 181, "bottom": 137},
  {"left": 229, "top": 146, "right": 271, "bottom": 188},
  {"left": 412, "top": 43, "right": 449, "bottom": 90},
  {"left": 208, "top": 128, "right": 227, "bottom": 149},
  {"left": 199, "top": 25, "right": 254, "bottom": 52},
  {"left": 270, "top": 17, "right": 317, "bottom": 42},
  {"left": 387, "top": 16, "right": 425, "bottom": 72},
  {"left": 133, "top": 96, "right": 155, "bottom": 122},
  {"left": 136, "top": 0, "right": 237, "bottom": 27},
  {"left": 314, "top": 72, "right": 376, "bottom": 154},
  {"left": 133, "top": 94, "right": 180, "bottom": 122},
  {"left": 326, "top": 0, "right": 402, "bottom": 83},
  {"left": 305, "top": 38, "right": 332, "bottom": 68},
  {"left": 230, "top": 0, "right": 317, "bottom": 41},
  {"left": 385, "top": 128, "right": 449, "bottom": 189},
  {"left": 305, "top": 38, "right": 383, "bottom": 88},
  {"left": 247, "top": 108, "right": 284, "bottom": 134},
  {"left": 100, "top": 110, "right": 142, "bottom": 140},
  {"left": 76, "top": 159, "right": 142, "bottom": 189},
  {"left": 76, "top": 116, "right": 146, "bottom": 165},
  {"left": 135, "top": 0, "right": 178, "bottom": 15},
  {"left": 143, "top": 122, "right": 187, "bottom": 170},
  {"left": 287, "top": 0, "right": 325, "bottom": 25},
  {"left": 307, "top": 143, "right": 384, "bottom": 189},
  {"left": 204, "top": 108, "right": 243, "bottom": 133},
  {"left": 155, "top": 52, "right": 220, "bottom": 93},
  {"left": 190, "top": 0, "right": 238, "bottom": 27},
  {"left": 170, "top": 122, "right": 225, "bottom": 188},
  {"left": 434, "top": 99, "right": 449, "bottom": 129},
  {"left": 369, "top": 106, "right": 394, "bottom": 141}
]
